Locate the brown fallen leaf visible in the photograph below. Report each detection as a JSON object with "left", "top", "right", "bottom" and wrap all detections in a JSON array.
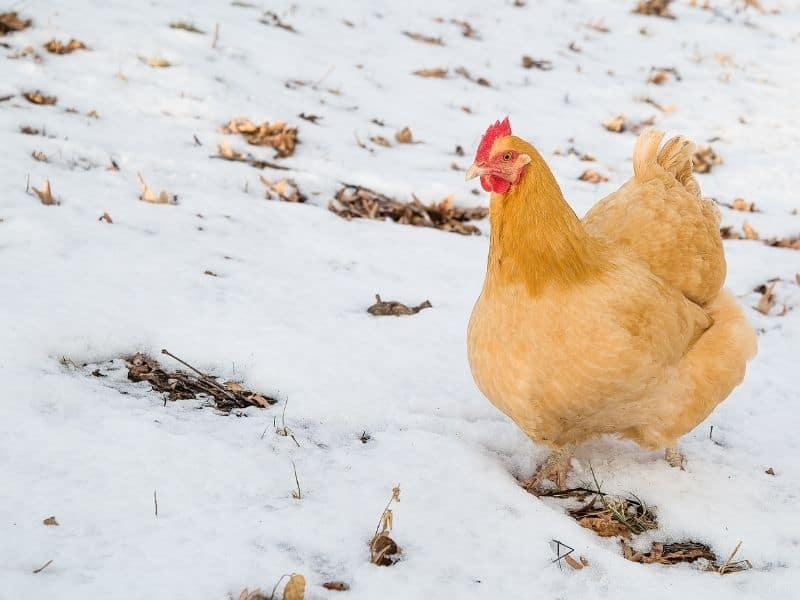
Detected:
[
  {"left": 221, "top": 118, "right": 298, "bottom": 158},
  {"left": 413, "top": 67, "right": 448, "bottom": 78},
  {"left": 261, "top": 11, "right": 297, "bottom": 33},
  {"left": 20, "top": 126, "right": 41, "bottom": 135},
  {"left": 33, "top": 179, "right": 57, "bottom": 205},
  {"left": 395, "top": 127, "right": 414, "bottom": 144},
  {"left": 140, "top": 56, "right": 172, "bottom": 68},
  {"left": 730, "top": 197, "right": 757, "bottom": 212},
  {"left": 403, "top": 31, "right": 443, "bottom": 45},
  {"left": 522, "top": 55, "right": 553, "bottom": 70},
  {"left": 368, "top": 294, "right": 432, "bottom": 316},
  {"left": 564, "top": 554, "right": 584, "bottom": 570},
  {"left": 43, "top": 38, "right": 88, "bottom": 54},
  {"left": 586, "top": 18, "right": 609, "bottom": 33},
  {"left": 370, "top": 135, "right": 392, "bottom": 148},
  {"left": 451, "top": 18, "right": 479, "bottom": 39},
  {"left": 0, "top": 11, "right": 31, "bottom": 35},
  {"left": 622, "top": 540, "right": 715, "bottom": 565},
  {"left": 579, "top": 170, "right": 608, "bottom": 184},
  {"left": 580, "top": 555, "right": 590, "bottom": 566},
  {"left": 321, "top": 582, "right": 349, "bottom": 591},
  {"left": 742, "top": 221, "right": 759, "bottom": 240},
  {"left": 23, "top": 91, "right": 57, "bottom": 105},
  {"left": 31, "top": 150, "right": 47, "bottom": 162},
  {"left": 454, "top": 66, "right": 490, "bottom": 87},
  {"left": 137, "top": 173, "right": 175, "bottom": 204},
  {"left": 765, "top": 236, "right": 800, "bottom": 250},
  {"left": 99, "top": 212, "right": 113, "bottom": 224},
  {"left": 633, "top": 0, "right": 675, "bottom": 18},
  {"left": 169, "top": 21, "right": 204, "bottom": 34},
  {"left": 648, "top": 69, "right": 671, "bottom": 84},
  {"left": 237, "top": 588, "right": 269, "bottom": 600},
  {"left": 603, "top": 114, "right": 625, "bottom": 133},
  {"left": 43, "top": 516, "right": 59, "bottom": 526},
  {"left": 259, "top": 176, "right": 306, "bottom": 203},
  {"left": 765, "top": 467, "right": 775, "bottom": 475},
  {"left": 282, "top": 574, "right": 305, "bottom": 600},
  {"left": 754, "top": 283, "right": 776, "bottom": 315},
  {"left": 693, "top": 146, "right": 722, "bottom": 174},
  {"left": 298, "top": 112, "right": 321, "bottom": 124}
]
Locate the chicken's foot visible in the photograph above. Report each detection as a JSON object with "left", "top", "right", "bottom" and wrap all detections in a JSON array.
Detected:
[
  {"left": 665, "top": 446, "right": 685, "bottom": 469},
  {"left": 521, "top": 442, "right": 577, "bottom": 494}
]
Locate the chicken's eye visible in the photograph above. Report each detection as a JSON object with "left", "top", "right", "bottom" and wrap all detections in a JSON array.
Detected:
[{"left": 502, "top": 152, "right": 513, "bottom": 161}]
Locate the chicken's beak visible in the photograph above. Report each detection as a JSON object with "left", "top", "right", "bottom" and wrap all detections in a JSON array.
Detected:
[{"left": 464, "top": 163, "right": 484, "bottom": 181}]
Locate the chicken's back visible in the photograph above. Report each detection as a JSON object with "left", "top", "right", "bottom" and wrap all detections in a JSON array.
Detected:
[{"left": 583, "top": 130, "right": 725, "bottom": 306}]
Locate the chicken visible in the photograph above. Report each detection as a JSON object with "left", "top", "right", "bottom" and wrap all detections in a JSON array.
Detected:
[{"left": 465, "top": 118, "right": 757, "bottom": 491}]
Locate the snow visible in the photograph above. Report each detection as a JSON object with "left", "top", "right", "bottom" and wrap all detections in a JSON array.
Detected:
[{"left": 1, "top": 0, "right": 799, "bottom": 598}]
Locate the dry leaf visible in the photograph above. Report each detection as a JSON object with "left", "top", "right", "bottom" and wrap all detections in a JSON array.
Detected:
[
  {"left": 403, "top": 31, "right": 443, "bottom": 45},
  {"left": 586, "top": 19, "right": 609, "bottom": 33},
  {"left": 395, "top": 127, "right": 414, "bottom": 144},
  {"left": 0, "top": 11, "right": 31, "bottom": 35},
  {"left": 43, "top": 38, "right": 88, "bottom": 54},
  {"left": 282, "top": 574, "right": 305, "bottom": 600},
  {"left": 141, "top": 56, "right": 172, "bottom": 68},
  {"left": 451, "top": 19, "right": 479, "bottom": 39},
  {"left": 370, "top": 532, "right": 400, "bottom": 566},
  {"left": 765, "top": 467, "right": 775, "bottom": 475},
  {"left": 170, "top": 21, "right": 204, "bottom": 34},
  {"left": 603, "top": 114, "right": 626, "bottom": 133},
  {"left": 579, "top": 170, "right": 608, "bottom": 184},
  {"left": 693, "top": 146, "right": 722, "bottom": 174},
  {"left": 370, "top": 135, "right": 392, "bottom": 147},
  {"left": 454, "top": 66, "right": 490, "bottom": 87},
  {"left": 730, "top": 197, "right": 757, "bottom": 212},
  {"left": 368, "top": 294, "right": 432, "bottom": 316},
  {"left": 31, "top": 150, "right": 47, "bottom": 162},
  {"left": 237, "top": 588, "right": 269, "bottom": 600},
  {"left": 20, "top": 126, "right": 41, "bottom": 135},
  {"left": 221, "top": 118, "right": 298, "bottom": 158},
  {"left": 99, "top": 212, "right": 113, "bottom": 224},
  {"left": 633, "top": 0, "right": 675, "bottom": 18},
  {"left": 322, "top": 582, "right": 349, "bottom": 591},
  {"left": 259, "top": 176, "right": 306, "bottom": 203},
  {"left": 522, "top": 56, "right": 553, "bottom": 70},
  {"left": 43, "top": 516, "right": 59, "bottom": 526},
  {"left": 742, "top": 221, "right": 759, "bottom": 240},
  {"left": 33, "top": 179, "right": 56, "bottom": 205},
  {"left": 23, "top": 91, "right": 57, "bottom": 105},
  {"left": 261, "top": 11, "right": 297, "bottom": 33},
  {"left": 765, "top": 235, "right": 800, "bottom": 250},
  {"left": 754, "top": 283, "right": 775, "bottom": 315},
  {"left": 564, "top": 554, "right": 584, "bottom": 570},
  {"left": 413, "top": 67, "right": 448, "bottom": 78},
  {"left": 137, "top": 173, "right": 174, "bottom": 204}
]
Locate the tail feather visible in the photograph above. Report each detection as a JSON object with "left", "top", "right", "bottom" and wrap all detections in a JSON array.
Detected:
[
  {"left": 632, "top": 128, "right": 701, "bottom": 198},
  {"left": 657, "top": 136, "right": 701, "bottom": 198}
]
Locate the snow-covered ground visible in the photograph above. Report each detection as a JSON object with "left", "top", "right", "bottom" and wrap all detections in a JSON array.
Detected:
[{"left": 2, "top": 0, "right": 799, "bottom": 598}]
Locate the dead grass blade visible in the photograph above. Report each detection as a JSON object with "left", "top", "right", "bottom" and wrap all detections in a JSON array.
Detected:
[
  {"left": 170, "top": 21, "right": 204, "bottom": 34},
  {"left": 403, "top": 31, "right": 443, "bottom": 45},
  {"left": 413, "top": 67, "right": 448, "bottom": 78},
  {"left": 137, "top": 172, "right": 176, "bottom": 204},
  {"left": 260, "top": 11, "right": 297, "bottom": 32},
  {"left": 522, "top": 56, "right": 553, "bottom": 70},
  {"left": 33, "top": 179, "right": 57, "bottom": 205}
]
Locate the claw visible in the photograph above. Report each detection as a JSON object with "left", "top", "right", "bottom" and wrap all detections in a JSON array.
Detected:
[{"left": 521, "top": 443, "right": 576, "bottom": 495}]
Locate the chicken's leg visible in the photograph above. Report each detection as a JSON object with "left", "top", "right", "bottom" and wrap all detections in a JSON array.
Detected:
[
  {"left": 665, "top": 446, "right": 685, "bottom": 469},
  {"left": 521, "top": 442, "right": 577, "bottom": 494}
]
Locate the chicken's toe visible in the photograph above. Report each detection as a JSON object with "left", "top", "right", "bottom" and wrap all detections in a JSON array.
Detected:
[{"left": 521, "top": 444, "right": 576, "bottom": 494}]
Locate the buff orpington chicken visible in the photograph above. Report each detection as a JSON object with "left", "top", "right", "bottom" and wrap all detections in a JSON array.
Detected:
[{"left": 465, "top": 118, "right": 757, "bottom": 492}]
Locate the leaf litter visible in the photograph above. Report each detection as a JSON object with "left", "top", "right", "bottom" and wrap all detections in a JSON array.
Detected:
[
  {"left": 328, "top": 184, "right": 488, "bottom": 235},
  {"left": 221, "top": 118, "right": 298, "bottom": 158},
  {"left": 43, "top": 39, "right": 88, "bottom": 54},
  {"left": 0, "top": 12, "right": 31, "bottom": 35},
  {"left": 367, "top": 294, "right": 432, "bottom": 316},
  {"left": 72, "top": 350, "right": 276, "bottom": 413}
]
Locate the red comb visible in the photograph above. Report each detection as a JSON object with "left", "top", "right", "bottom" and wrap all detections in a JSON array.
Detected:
[{"left": 475, "top": 117, "right": 512, "bottom": 163}]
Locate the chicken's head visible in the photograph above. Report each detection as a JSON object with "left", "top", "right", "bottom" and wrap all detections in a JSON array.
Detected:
[{"left": 465, "top": 117, "right": 532, "bottom": 194}]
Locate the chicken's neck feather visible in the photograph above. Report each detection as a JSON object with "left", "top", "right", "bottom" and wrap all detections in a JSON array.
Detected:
[{"left": 486, "top": 148, "right": 608, "bottom": 295}]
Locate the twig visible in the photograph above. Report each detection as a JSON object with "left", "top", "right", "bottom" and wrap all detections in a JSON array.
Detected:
[
  {"left": 33, "top": 559, "right": 53, "bottom": 574},
  {"left": 269, "top": 574, "right": 290, "bottom": 600},
  {"left": 374, "top": 485, "right": 401, "bottom": 536},
  {"left": 291, "top": 460, "right": 302, "bottom": 499},
  {"left": 26, "top": 173, "right": 30, "bottom": 193},
  {"left": 718, "top": 540, "right": 743, "bottom": 574},
  {"left": 160, "top": 348, "right": 240, "bottom": 405},
  {"left": 154, "top": 490, "right": 158, "bottom": 516},
  {"left": 212, "top": 23, "right": 219, "bottom": 48},
  {"left": 550, "top": 539, "right": 575, "bottom": 570}
]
